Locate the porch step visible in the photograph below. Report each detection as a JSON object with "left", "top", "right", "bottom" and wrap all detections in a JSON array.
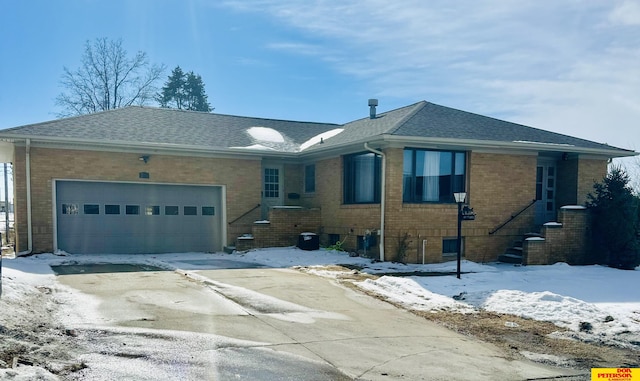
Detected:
[
  {"left": 235, "top": 234, "right": 255, "bottom": 252},
  {"left": 498, "top": 253, "right": 523, "bottom": 264},
  {"left": 504, "top": 247, "right": 522, "bottom": 255},
  {"left": 498, "top": 232, "right": 543, "bottom": 264}
]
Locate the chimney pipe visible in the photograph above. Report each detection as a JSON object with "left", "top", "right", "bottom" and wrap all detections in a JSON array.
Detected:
[{"left": 368, "top": 99, "right": 378, "bottom": 119}]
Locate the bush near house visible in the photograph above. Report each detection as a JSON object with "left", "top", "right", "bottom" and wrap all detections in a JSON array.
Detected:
[{"left": 586, "top": 166, "right": 640, "bottom": 270}]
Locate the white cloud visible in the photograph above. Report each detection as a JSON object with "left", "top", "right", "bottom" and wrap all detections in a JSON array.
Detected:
[
  {"left": 223, "top": 1, "right": 640, "bottom": 155},
  {"left": 609, "top": 1, "right": 640, "bottom": 26}
]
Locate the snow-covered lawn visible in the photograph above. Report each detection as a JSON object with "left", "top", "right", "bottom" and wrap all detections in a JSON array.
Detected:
[{"left": 1, "top": 247, "right": 639, "bottom": 379}]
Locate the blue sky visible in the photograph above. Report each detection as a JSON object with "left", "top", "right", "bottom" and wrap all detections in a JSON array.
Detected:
[{"left": 1, "top": 0, "right": 639, "bottom": 163}]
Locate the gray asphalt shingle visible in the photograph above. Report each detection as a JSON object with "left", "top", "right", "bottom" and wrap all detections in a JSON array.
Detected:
[
  {"left": 0, "top": 102, "right": 632, "bottom": 156},
  {"left": 0, "top": 106, "right": 339, "bottom": 150}
]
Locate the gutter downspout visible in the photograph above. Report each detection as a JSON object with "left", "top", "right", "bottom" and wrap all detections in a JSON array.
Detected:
[
  {"left": 364, "top": 143, "right": 385, "bottom": 262},
  {"left": 19, "top": 139, "right": 32, "bottom": 255}
]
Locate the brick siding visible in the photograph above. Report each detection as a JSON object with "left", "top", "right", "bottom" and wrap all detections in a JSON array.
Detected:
[
  {"left": 249, "top": 208, "right": 321, "bottom": 249},
  {"left": 13, "top": 146, "right": 261, "bottom": 253},
  {"left": 523, "top": 207, "right": 590, "bottom": 265},
  {"left": 12, "top": 143, "right": 609, "bottom": 264}
]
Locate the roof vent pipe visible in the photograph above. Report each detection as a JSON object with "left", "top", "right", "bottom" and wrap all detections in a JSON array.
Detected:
[{"left": 368, "top": 99, "right": 378, "bottom": 119}]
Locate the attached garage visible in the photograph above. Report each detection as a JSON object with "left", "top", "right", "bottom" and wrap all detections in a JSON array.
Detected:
[{"left": 55, "top": 181, "right": 224, "bottom": 254}]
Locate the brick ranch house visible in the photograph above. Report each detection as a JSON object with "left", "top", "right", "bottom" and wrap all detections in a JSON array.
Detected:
[{"left": 0, "top": 100, "right": 635, "bottom": 264}]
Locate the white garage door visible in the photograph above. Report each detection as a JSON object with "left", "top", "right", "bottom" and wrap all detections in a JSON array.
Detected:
[{"left": 55, "top": 181, "right": 223, "bottom": 254}]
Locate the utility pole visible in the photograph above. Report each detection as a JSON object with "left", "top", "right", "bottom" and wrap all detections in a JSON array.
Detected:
[{"left": 4, "top": 163, "right": 8, "bottom": 246}]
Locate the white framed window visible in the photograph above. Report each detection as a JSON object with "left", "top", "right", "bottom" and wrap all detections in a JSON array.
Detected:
[{"left": 304, "top": 164, "right": 316, "bottom": 193}]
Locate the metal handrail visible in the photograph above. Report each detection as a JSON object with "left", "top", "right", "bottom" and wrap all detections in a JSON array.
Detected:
[
  {"left": 488, "top": 199, "right": 537, "bottom": 235},
  {"left": 228, "top": 204, "right": 261, "bottom": 225}
]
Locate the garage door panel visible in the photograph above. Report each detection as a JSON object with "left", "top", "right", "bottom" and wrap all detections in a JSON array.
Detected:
[{"left": 56, "top": 181, "right": 223, "bottom": 254}]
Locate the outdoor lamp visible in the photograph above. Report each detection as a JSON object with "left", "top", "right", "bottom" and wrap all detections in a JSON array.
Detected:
[
  {"left": 453, "top": 192, "right": 467, "bottom": 204},
  {"left": 454, "top": 192, "right": 467, "bottom": 279}
]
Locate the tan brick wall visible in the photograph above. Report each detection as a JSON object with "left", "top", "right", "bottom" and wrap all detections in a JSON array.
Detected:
[
  {"left": 522, "top": 239, "right": 548, "bottom": 265},
  {"left": 308, "top": 149, "right": 539, "bottom": 263},
  {"left": 556, "top": 157, "right": 607, "bottom": 207},
  {"left": 522, "top": 207, "right": 590, "bottom": 265},
  {"left": 308, "top": 155, "right": 383, "bottom": 256},
  {"left": 13, "top": 146, "right": 261, "bottom": 253},
  {"left": 465, "top": 152, "right": 537, "bottom": 262},
  {"left": 283, "top": 163, "right": 303, "bottom": 206},
  {"left": 13, "top": 143, "right": 600, "bottom": 263},
  {"left": 250, "top": 208, "right": 321, "bottom": 248},
  {"left": 577, "top": 158, "right": 607, "bottom": 205}
]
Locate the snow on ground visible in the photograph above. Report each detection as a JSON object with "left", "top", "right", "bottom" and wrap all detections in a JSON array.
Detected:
[{"left": 1, "top": 247, "right": 639, "bottom": 379}]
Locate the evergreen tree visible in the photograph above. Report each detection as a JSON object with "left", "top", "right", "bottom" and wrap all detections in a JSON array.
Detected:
[
  {"left": 157, "top": 66, "right": 211, "bottom": 112},
  {"left": 184, "top": 72, "right": 210, "bottom": 111},
  {"left": 586, "top": 166, "right": 640, "bottom": 269},
  {"left": 157, "top": 66, "right": 186, "bottom": 109}
]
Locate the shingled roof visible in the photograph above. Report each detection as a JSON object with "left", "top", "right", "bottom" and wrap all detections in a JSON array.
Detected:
[
  {"left": 0, "top": 106, "right": 338, "bottom": 151},
  {"left": 312, "top": 101, "right": 634, "bottom": 156},
  {"left": 0, "top": 101, "right": 634, "bottom": 157}
]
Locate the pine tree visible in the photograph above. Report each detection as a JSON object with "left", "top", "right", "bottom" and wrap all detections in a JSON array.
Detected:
[
  {"left": 157, "top": 66, "right": 211, "bottom": 112},
  {"left": 586, "top": 166, "right": 640, "bottom": 269},
  {"left": 157, "top": 66, "right": 186, "bottom": 109}
]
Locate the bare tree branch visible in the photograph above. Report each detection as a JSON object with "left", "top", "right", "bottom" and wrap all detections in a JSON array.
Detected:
[{"left": 56, "top": 38, "right": 165, "bottom": 117}]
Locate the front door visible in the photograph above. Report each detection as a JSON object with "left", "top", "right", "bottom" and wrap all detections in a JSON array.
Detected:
[
  {"left": 261, "top": 164, "right": 284, "bottom": 219},
  {"left": 535, "top": 159, "right": 557, "bottom": 225}
]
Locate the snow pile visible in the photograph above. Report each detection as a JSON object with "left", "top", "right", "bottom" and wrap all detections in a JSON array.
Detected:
[
  {"left": 246, "top": 127, "right": 285, "bottom": 143},
  {"left": 299, "top": 128, "right": 343, "bottom": 151},
  {"left": 234, "top": 126, "right": 298, "bottom": 151},
  {"left": 364, "top": 261, "right": 640, "bottom": 349},
  {"left": 358, "top": 276, "right": 475, "bottom": 313},
  {"left": 233, "top": 126, "right": 345, "bottom": 152}
]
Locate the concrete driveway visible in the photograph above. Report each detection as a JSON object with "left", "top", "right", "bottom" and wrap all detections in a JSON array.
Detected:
[{"left": 56, "top": 264, "right": 582, "bottom": 380}]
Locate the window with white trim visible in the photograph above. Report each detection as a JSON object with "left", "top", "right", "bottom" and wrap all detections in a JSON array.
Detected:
[
  {"left": 403, "top": 149, "right": 466, "bottom": 203},
  {"left": 304, "top": 164, "right": 316, "bottom": 193},
  {"left": 343, "top": 152, "right": 381, "bottom": 204}
]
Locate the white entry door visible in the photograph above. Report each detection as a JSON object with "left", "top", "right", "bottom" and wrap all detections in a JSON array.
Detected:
[{"left": 261, "top": 164, "right": 284, "bottom": 219}]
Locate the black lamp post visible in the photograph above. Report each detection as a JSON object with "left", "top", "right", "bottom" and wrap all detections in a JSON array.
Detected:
[{"left": 453, "top": 192, "right": 467, "bottom": 279}]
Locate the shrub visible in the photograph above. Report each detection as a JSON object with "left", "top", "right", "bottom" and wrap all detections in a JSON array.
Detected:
[
  {"left": 586, "top": 166, "right": 640, "bottom": 270},
  {"left": 395, "top": 232, "right": 411, "bottom": 264}
]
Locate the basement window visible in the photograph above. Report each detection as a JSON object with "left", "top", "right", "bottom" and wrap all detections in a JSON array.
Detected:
[
  {"left": 442, "top": 238, "right": 461, "bottom": 257},
  {"left": 357, "top": 234, "right": 377, "bottom": 251}
]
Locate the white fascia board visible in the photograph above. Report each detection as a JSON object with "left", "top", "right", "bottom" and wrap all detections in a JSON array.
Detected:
[
  {"left": 7, "top": 135, "right": 299, "bottom": 160},
  {"left": 381, "top": 135, "right": 638, "bottom": 158}
]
